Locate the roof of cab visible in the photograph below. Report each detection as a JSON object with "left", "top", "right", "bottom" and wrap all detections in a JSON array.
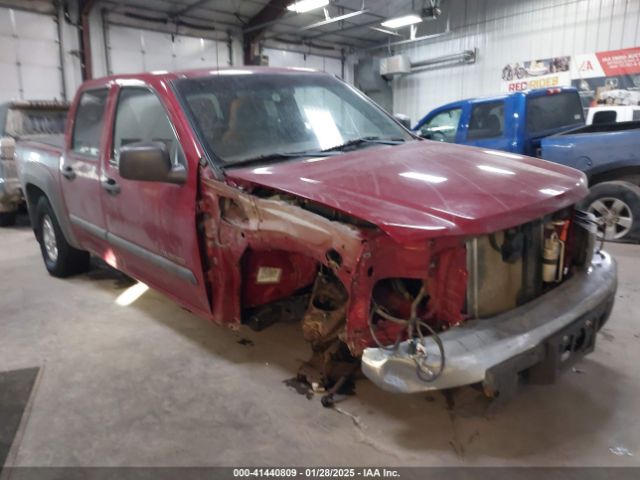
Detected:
[{"left": 80, "top": 66, "right": 331, "bottom": 89}]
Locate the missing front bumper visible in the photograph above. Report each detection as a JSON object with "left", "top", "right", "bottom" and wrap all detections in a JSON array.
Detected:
[{"left": 361, "top": 251, "right": 617, "bottom": 393}]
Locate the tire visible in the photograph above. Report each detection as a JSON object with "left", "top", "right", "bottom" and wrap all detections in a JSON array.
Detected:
[
  {"left": 580, "top": 180, "right": 640, "bottom": 243},
  {"left": 0, "top": 210, "right": 16, "bottom": 227},
  {"left": 35, "top": 196, "right": 90, "bottom": 277}
]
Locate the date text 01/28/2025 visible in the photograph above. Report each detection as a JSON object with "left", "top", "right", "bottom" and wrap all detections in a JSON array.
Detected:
[{"left": 232, "top": 468, "right": 400, "bottom": 478}]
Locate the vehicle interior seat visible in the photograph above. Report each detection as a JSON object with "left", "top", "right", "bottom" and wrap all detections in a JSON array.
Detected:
[{"left": 485, "top": 113, "right": 502, "bottom": 136}]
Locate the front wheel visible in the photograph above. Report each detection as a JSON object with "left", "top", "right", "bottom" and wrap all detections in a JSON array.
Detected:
[
  {"left": 35, "top": 197, "right": 90, "bottom": 277},
  {"left": 581, "top": 181, "right": 640, "bottom": 242}
]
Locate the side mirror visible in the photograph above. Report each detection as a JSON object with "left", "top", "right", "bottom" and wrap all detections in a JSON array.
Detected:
[
  {"left": 119, "top": 141, "right": 186, "bottom": 185},
  {"left": 393, "top": 113, "right": 412, "bottom": 130}
]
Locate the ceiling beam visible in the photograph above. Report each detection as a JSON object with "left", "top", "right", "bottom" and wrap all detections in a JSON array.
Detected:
[
  {"left": 305, "top": 17, "right": 389, "bottom": 40},
  {"left": 169, "top": 0, "right": 211, "bottom": 18},
  {"left": 243, "top": 0, "right": 290, "bottom": 64},
  {"left": 252, "top": 0, "right": 391, "bottom": 48}
]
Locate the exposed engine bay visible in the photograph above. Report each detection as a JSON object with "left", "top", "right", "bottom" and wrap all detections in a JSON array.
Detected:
[{"left": 199, "top": 171, "right": 597, "bottom": 397}]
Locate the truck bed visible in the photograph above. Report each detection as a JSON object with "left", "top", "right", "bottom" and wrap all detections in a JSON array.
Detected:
[
  {"left": 553, "top": 120, "right": 640, "bottom": 136},
  {"left": 18, "top": 134, "right": 65, "bottom": 149},
  {"left": 541, "top": 121, "right": 640, "bottom": 177}
]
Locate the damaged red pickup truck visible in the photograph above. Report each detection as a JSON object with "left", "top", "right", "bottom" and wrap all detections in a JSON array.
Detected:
[{"left": 16, "top": 67, "right": 617, "bottom": 398}]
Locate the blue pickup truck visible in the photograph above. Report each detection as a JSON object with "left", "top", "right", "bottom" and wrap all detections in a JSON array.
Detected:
[
  {"left": 413, "top": 87, "right": 585, "bottom": 156},
  {"left": 414, "top": 87, "right": 640, "bottom": 242}
]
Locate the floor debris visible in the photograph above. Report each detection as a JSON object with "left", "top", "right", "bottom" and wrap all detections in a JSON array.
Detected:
[
  {"left": 283, "top": 377, "right": 314, "bottom": 400},
  {"left": 609, "top": 446, "right": 634, "bottom": 457}
]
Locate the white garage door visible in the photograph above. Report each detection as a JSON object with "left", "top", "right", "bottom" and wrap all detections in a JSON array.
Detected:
[
  {"left": 263, "top": 48, "right": 344, "bottom": 78},
  {"left": 107, "top": 25, "right": 230, "bottom": 75},
  {"left": 0, "top": 8, "right": 63, "bottom": 103}
]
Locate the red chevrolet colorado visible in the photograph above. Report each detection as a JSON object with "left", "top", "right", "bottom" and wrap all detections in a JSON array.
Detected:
[{"left": 15, "top": 67, "right": 617, "bottom": 397}]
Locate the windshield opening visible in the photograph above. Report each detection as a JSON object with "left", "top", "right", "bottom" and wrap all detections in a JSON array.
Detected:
[
  {"left": 6, "top": 108, "right": 68, "bottom": 137},
  {"left": 174, "top": 73, "right": 412, "bottom": 166},
  {"left": 526, "top": 92, "right": 584, "bottom": 135}
]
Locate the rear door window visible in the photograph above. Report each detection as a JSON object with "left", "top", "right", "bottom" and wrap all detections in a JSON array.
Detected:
[
  {"left": 526, "top": 92, "right": 584, "bottom": 134},
  {"left": 72, "top": 89, "right": 108, "bottom": 157},
  {"left": 419, "top": 108, "right": 461, "bottom": 142},
  {"left": 467, "top": 102, "right": 504, "bottom": 140}
]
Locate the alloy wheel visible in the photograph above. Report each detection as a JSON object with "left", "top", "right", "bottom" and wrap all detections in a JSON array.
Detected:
[
  {"left": 588, "top": 196, "right": 633, "bottom": 240},
  {"left": 42, "top": 215, "right": 58, "bottom": 262}
]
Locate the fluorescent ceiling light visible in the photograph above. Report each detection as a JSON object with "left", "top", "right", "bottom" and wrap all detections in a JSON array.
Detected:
[
  {"left": 381, "top": 14, "right": 423, "bottom": 29},
  {"left": 287, "top": 0, "right": 329, "bottom": 13},
  {"left": 369, "top": 26, "right": 402, "bottom": 36},
  {"left": 300, "top": 10, "right": 368, "bottom": 31}
]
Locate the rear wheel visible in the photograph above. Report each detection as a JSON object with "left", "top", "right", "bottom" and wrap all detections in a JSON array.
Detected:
[
  {"left": 581, "top": 181, "right": 640, "bottom": 242},
  {"left": 0, "top": 211, "right": 16, "bottom": 227},
  {"left": 35, "top": 197, "right": 90, "bottom": 277}
]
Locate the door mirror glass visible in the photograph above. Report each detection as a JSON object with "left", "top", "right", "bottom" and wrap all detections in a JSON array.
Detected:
[{"left": 119, "top": 141, "right": 186, "bottom": 184}]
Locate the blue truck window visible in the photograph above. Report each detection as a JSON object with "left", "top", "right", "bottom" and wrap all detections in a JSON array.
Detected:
[
  {"left": 419, "top": 108, "right": 461, "bottom": 142},
  {"left": 467, "top": 102, "right": 504, "bottom": 140}
]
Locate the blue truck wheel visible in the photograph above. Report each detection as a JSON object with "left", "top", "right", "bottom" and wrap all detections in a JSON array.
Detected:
[{"left": 581, "top": 180, "right": 640, "bottom": 242}]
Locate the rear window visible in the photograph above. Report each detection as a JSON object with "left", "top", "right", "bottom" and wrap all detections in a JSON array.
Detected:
[
  {"left": 527, "top": 92, "right": 584, "bottom": 134},
  {"left": 592, "top": 110, "right": 617, "bottom": 124},
  {"left": 5, "top": 108, "right": 67, "bottom": 137}
]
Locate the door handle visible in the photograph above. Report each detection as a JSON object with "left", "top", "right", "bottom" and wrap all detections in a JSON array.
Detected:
[
  {"left": 101, "top": 177, "right": 121, "bottom": 195},
  {"left": 61, "top": 165, "right": 76, "bottom": 180}
]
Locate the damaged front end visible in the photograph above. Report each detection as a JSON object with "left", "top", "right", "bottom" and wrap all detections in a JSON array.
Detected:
[
  {"left": 199, "top": 171, "right": 616, "bottom": 397},
  {"left": 362, "top": 209, "right": 617, "bottom": 396}
]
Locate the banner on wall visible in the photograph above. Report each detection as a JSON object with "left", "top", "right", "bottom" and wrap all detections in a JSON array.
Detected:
[{"left": 500, "top": 47, "right": 640, "bottom": 108}]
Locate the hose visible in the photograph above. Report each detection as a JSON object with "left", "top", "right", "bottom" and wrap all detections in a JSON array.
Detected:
[{"left": 368, "top": 285, "right": 446, "bottom": 382}]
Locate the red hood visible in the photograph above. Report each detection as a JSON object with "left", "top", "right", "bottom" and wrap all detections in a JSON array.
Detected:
[{"left": 226, "top": 140, "right": 588, "bottom": 244}]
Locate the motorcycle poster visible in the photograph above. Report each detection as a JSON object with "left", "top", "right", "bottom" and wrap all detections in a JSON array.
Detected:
[{"left": 500, "top": 47, "right": 640, "bottom": 109}]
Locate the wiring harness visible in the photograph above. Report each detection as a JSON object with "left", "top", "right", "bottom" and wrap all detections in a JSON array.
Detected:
[{"left": 369, "top": 284, "right": 446, "bottom": 382}]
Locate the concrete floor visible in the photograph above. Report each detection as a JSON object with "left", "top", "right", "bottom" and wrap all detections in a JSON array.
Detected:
[{"left": 1, "top": 218, "right": 639, "bottom": 467}]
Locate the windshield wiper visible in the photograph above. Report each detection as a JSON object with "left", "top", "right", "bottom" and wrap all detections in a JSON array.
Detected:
[
  {"left": 321, "top": 136, "right": 406, "bottom": 152},
  {"left": 227, "top": 150, "right": 339, "bottom": 169}
]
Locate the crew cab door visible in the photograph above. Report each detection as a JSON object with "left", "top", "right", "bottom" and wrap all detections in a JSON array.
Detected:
[
  {"left": 61, "top": 88, "right": 110, "bottom": 254},
  {"left": 100, "top": 84, "right": 211, "bottom": 315}
]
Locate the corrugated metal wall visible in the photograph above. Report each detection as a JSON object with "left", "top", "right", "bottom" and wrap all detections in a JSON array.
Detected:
[{"left": 389, "top": 0, "right": 640, "bottom": 123}]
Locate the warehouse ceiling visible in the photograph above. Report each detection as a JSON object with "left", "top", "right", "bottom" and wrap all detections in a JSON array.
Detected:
[{"left": 104, "top": 0, "right": 448, "bottom": 51}]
